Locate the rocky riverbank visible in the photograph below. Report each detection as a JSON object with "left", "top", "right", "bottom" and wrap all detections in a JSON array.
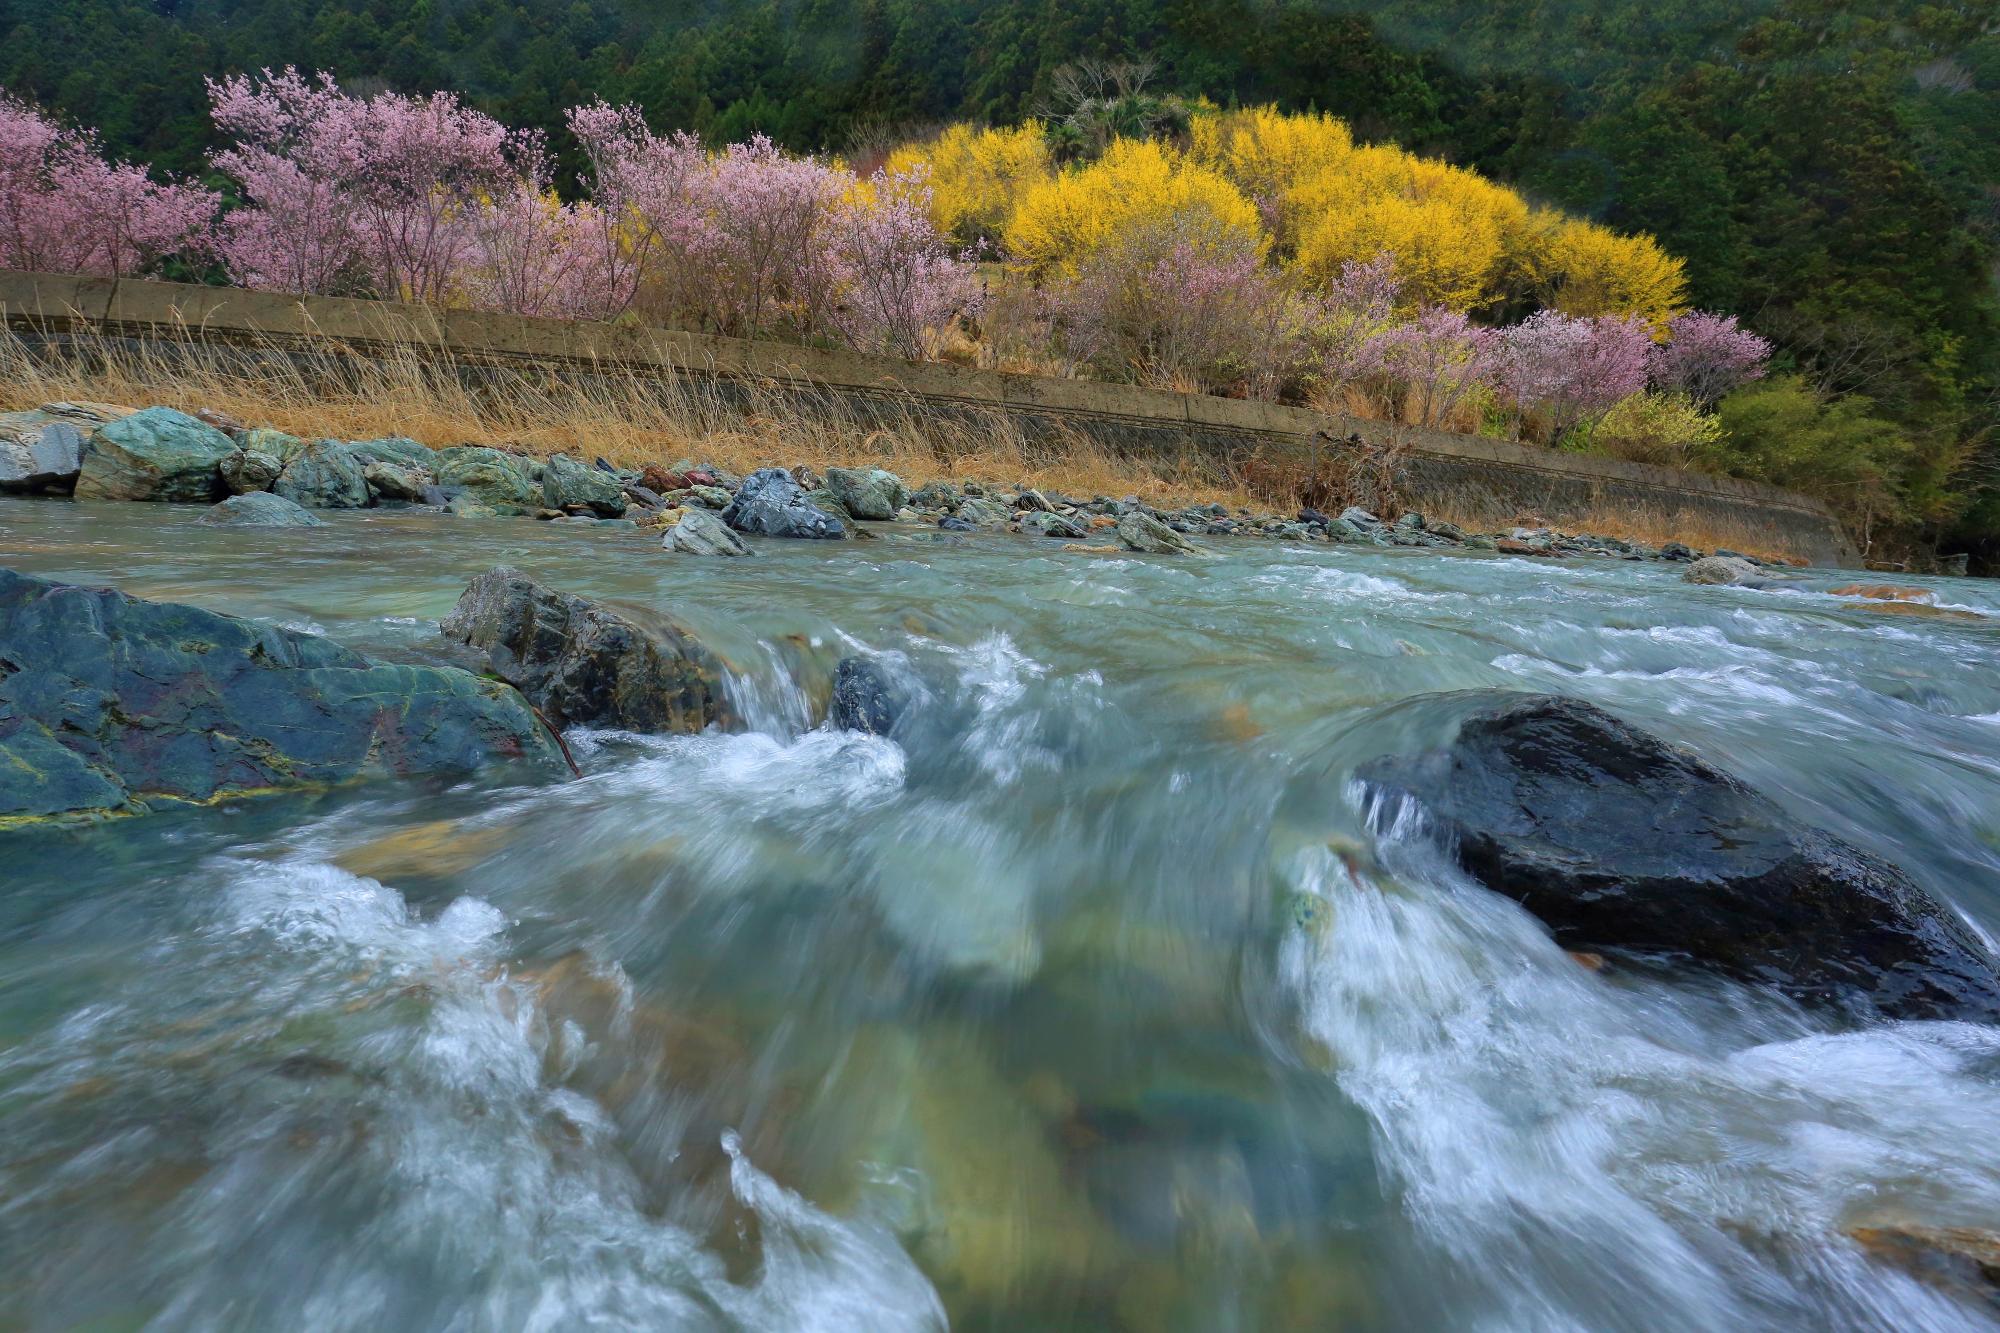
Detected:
[{"left": 0, "top": 398, "right": 1814, "bottom": 569}]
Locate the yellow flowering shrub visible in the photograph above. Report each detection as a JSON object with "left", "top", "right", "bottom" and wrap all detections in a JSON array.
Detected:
[
  {"left": 1532, "top": 217, "right": 1688, "bottom": 330},
  {"left": 884, "top": 122, "right": 1053, "bottom": 245},
  {"left": 1002, "top": 138, "right": 1265, "bottom": 276}
]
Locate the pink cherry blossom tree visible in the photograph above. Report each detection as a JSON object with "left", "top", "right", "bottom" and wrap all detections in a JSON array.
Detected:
[
  {"left": 1303, "top": 253, "right": 1400, "bottom": 409},
  {"left": 1497, "top": 309, "right": 1653, "bottom": 442},
  {"left": 0, "top": 91, "right": 215, "bottom": 277},
  {"left": 824, "top": 165, "right": 982, "bottom": 359},
  {"left": 208, "top": 68, "right": 525, "bottom": 302},
  {"left": 1371, "top": 305, "right": 1500, "bottom": 429},
  {"left": 1649, "top": 310, "right": 1772, "bottom": 407}
]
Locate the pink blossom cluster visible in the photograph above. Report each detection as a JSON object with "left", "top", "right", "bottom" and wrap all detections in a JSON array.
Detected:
[
  {"left": 1649, "top": 311, "right": 1772, "bottom": 406},
  {"left": 0, "top": 93, "right": 214, "bottom": 277},
  {"left": 568, "top": 110, "right": 980, "bottom": 349},
  {"left": 1043, "top": 217, "right": 1298, "bottom": 395},
  {"left": 1496, "top": 309, "right": 1654, "bottom": 440}
]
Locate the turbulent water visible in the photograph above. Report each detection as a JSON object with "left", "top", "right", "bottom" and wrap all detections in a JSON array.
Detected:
[{"left": 4, "top": 495, "right": 2000, "bottom": 1331}]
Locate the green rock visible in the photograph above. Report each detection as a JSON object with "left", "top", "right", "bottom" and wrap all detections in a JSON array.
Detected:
[
  {"left": 954, "top": 495, "right": 1012, "bottom": 526},
  {"left": 241, "top": 426, "right": 309, "bottom": 465},
  {"left": 273, "top": 440, "right": 370, "bottom": 509},
  {"left": 346, "top": 436, "right": 437, "bottom": 470},
  {"left": 433, "top": 445, "right": 539, "bottom": 512},
  {"left": 541, "top": 453, "right": 627, "bottom": 516},
  {"left": 196, "top": 492, "right": 325, "bottom": 527},
  {"left": 362, "top": 460, "right": 430, "bottom": 502},
  {"left": 219, "top": 447, "right": 282, "bottom": 495},
  {"left": 74, "top": 407, "right": 235, "bottom": 503},
  {"left": 825, "top": 466, "right": 909, "bottom": 521},
  {"left": 1116, "top": 511, "right": 1200, "bottom": 554},
  {"left": 0, "top": 568, "right": 561, "bottom": 826}
]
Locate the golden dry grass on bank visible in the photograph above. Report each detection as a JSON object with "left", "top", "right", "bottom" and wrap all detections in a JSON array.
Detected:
[{"left": 0, "top": 325, "right": 1809, "bottom": 562}]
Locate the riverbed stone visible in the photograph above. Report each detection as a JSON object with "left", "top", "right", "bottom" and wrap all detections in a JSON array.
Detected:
[
  {"left": 0, "top": 567, "right": 560, "bottom": 825},
  {"left": 433, "top": 446, "right": 540, "bottom": 512},
  {"left": 0, "top": 411, "right": 88, "bottom": 495},
  {"left": 953, "top": 495, "right": 1013, "bottom": 527},
  {"left": 220, "top": 446, "right": 282, "bottom": 495},
  {"left": 273, "top": 440, "right": 371, "bottom": 509},
  {"left": 825, "top": 466, "right": 907, "bottom": 521},
  {"left": 74, "top": 407, "right": 235, "bottom": 503},
  {"left": 830, "top": 656, "right": 906, "bottom": 736},
  {"left": 1019, "top": 510, "right": 1088, "bottom": 539},
  {"left": 346, "top": 436, "right": 437, "bottom": 470},
  {"left": 362, "top": 460, "right": 430, "bottom": 503},
  {"left": 662, "top": 508, "right": 751, "bottom": 556},
  {"left": 196, "top": 491, "right": 325, "bottom": 527},
  {"left": 440, "top": 566, "right": 729, "bottom": 732},
  {"left": 1683, "top": 555, "right": 1762, "bottom": 586},
  {"left": 542, "top": 453, "right": 628, "bottom": 517},
  {"left": 1358, "top": 693, "right": 2000, "bottom": 1021},
  {"left": 720, "top": 468, "right": 845, "bottom": 539},
  {"left": 1116, "top": 511, "right": 1200, "bottom": 554}
]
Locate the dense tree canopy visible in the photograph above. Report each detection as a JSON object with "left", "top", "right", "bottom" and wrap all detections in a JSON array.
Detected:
[{"left": 1, "top": 0, "right": 1993, "bottom": 554}]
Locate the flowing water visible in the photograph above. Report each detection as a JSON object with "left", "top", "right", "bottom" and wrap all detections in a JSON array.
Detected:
[{"left": 4, "top": 495, "right": 2000, "bottom": 1331}]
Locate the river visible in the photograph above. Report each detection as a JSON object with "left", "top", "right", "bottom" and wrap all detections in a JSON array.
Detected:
[{"left": 4, "top": 496, "right": 2000, "bottom": 1331}]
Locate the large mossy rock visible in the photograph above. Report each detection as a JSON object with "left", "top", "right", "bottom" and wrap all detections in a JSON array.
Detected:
[
  {"left": 433, "top": 446, "right": 540, "bottom": 512},
  {"left": 74, "top": 407, "right": 235, "bottom": 503},
  {"left": 0, "top": 568, "right": 560, "bottom": 825},
  {"left": 825, "top": 466, "right": 908, "bottom": 521},
  {"left": 720, "top": 467, "right": 845, "bottom": 539},
  {"left": 273, "top": 440, "right": 371, "bottom": 509},
  {"left": 542, "top": 453, "right": 627, "bottom": 517},
  {"left": 1358, "top": 693, "right": 2000, "bottom": 1021},
  {"left": 441, "top": 566, "right": 729, "bottom": 733}
]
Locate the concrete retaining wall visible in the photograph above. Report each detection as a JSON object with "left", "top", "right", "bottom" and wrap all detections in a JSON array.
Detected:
[{"left": 0, "top": 270, "right": 1860, "bottom": 565}]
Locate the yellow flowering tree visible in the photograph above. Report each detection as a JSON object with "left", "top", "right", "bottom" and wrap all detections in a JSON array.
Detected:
[{"left": 1532, "top": 217, "right": 1688, "bottom": 330}]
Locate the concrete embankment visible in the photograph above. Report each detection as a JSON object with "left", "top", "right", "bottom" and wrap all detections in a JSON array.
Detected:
[{"left": 0, "top": 270, "right": 1859, "bottom": 566}]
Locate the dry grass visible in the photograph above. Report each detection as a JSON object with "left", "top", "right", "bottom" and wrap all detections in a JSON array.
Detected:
[
  {"left": 0, "top": 324, "right": 1259, "bottom": 510},
  {"left": 0, "top": 322, "right": 1816, "bottom": 561}
]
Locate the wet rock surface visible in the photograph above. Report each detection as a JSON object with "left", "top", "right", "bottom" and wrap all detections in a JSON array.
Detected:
[
  {"left": 0, "top": 567, "right": 559, "bottom": 824},
  {"left": 661, "top": 508, "right": 751, "bottom": 556},
  {"left": 74, "top": 407, "right": 235, "bottom": 503},
  {"left": 1360, "top": 692, "right": 2000, "bottom": 1021},
  {"left": 441, "top": 566, "right": 729, "bottom": 733},
  {"left": 830, "top": 655, "right": 906, "bottom": 736},
  {"left": 196, "top": 491, "right": 325, "bottom": 527},
  {"left": 720, "top": 468, "right": 846, "bottom": 539},
  {"left": 0, "top": 411, "right": 86, "bottom": 494}
]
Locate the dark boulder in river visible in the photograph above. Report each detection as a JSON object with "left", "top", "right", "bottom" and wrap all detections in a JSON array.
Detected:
[
  {"left": 720, "top": 467, "right": 845, "bottom": 540},
  {"left": 1359, "top": 693, "right": 2000, "bottom": 1022},
  {"left": 441, "top": 567, "right": 729, "bottom": 733},
  {"left": 0, "top": 568, "right": 561, "bottom": 825},
  {"left": 830, "top": 655, "right": 906, "bottom": 736}
]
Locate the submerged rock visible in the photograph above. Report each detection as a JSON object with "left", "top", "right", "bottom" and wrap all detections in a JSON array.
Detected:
[
  {"left": 830, "top": 656, "right": 906, "bottom": 736},
  {"left": 824, "top": 466, "right": 907, "bottom": 521},
  {"left": 1116, "top": 511, "right": 1200, "bottom": 554},
  {"left": 441, "top": 566, "right": 728, "bottom": 732},
  {"left": 74, "top": 407, "right": 235, "bottom": 503},
  {"left": 662, "top": 508, "right": 751, "bottom": 556},
  {"left": 720, "top": 468, "right": 845, "bottom": 539},
  {"left": 1358, "top": 693, "right": 2000, "bottom": 1021},
  {"left": 0, "top": 568, "right": 559, "bottom": 824},
  {"left": 0, "top": 411, "right": 86, "bottom": 494},
  {"left": 196, "top": 491, "right": 325, "bottom": 527}
]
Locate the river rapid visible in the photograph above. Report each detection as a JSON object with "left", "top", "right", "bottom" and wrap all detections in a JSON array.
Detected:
[{"left": 4, "top": 495, "right": 2000, "bottom": 1331}]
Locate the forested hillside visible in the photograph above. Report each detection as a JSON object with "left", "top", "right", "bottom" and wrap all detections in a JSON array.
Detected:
[{"left": 2, "top": 0, "right": 1995, "bottom": 554}]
